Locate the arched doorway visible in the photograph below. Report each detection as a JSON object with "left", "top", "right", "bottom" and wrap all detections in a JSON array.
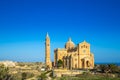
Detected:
[
  {"left": 75, "top": 64, "right": 77, "bottom": 69},
  {"left": 86, "top": 61, "right": 90, "bottom": 67},
  {"left": 81, "top": 60, "right": 84, "bottom": 68}
]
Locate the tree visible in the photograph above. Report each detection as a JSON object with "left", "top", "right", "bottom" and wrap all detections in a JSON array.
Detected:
[
  {"left": 57, "top": 59, "right": 63, "bottom": 68},
  {"left": 21, "top": 72, "right": 27, "bottom": 80},
  {"left": 99, "top": 64, "right": 109, "bottom": 73},
  {"left": 108, "top": 64, "right": 118, "bottom": 73},
  {"left": 99, "top": 64, "right": 119, "bottom": 73},
  {"left": 21, "top": 72, "right": 34, "bottom": 80}
]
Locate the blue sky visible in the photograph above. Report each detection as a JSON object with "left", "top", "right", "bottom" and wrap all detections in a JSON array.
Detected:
[{"left": 0, "top": 0, "right": 120, "bottom": 63}]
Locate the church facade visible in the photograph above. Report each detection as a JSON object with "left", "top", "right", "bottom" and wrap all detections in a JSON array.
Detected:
[{"left": 45, "top": 33, "right": 94, "bottom": 69}]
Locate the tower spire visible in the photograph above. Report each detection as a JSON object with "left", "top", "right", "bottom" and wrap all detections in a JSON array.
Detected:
[
  {"left": 46, "top": 32, "right": 49, "bottom": 38},
  {"left": 68, "top": 37, "right": 72, "bottom": 42}
]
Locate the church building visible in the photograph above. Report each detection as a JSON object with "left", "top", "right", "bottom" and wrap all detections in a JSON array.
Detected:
[{"left": 45, "top": 33, "right": 94, "bottom": 69}]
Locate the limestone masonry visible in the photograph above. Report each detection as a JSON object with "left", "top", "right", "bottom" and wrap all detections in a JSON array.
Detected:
[{"left": 45, "top": 33, "right": 94, "bottom": 69}]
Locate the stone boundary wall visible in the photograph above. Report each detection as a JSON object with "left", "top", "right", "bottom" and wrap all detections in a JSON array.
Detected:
[{"left": 53, "top": 69, "right": 84, "bottom": 77}]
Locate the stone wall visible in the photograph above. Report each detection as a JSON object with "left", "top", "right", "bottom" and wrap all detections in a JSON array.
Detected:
[{"left": 53, "top": 69, "right": 84, "bottom": 77}]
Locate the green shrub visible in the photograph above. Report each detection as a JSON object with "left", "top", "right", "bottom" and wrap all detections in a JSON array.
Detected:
[
  {"left": 21, "top": 72, "right": 34, "bottom": 80},
  {"left": 37, "top": 73, "right": 47, "bottom": 80},
  {"left": 57, "top": 59, "right": 63, "bottom": 68},
  {"left": 0, "top": 64, "right": 11, "bottom": 80}
]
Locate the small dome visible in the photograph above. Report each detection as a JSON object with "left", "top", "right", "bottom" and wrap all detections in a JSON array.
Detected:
[{"left": 65, "top": 38, "right": 75, "bottom": 49}]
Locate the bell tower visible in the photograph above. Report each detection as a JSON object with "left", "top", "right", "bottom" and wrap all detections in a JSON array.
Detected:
[{"left": 45, "top": 33, "right": 52, "bottom": 68}]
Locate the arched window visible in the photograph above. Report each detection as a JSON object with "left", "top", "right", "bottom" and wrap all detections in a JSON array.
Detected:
[{"left": 84, "top": 45, "right": 85, "bottom": 48}]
